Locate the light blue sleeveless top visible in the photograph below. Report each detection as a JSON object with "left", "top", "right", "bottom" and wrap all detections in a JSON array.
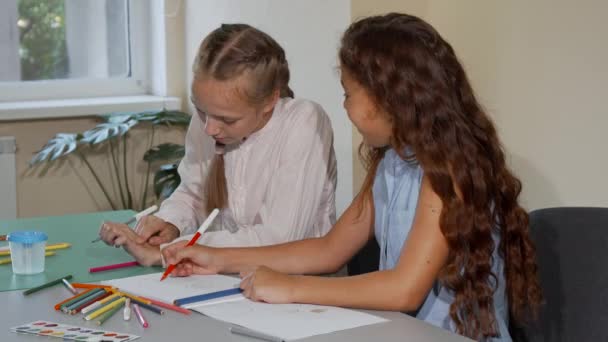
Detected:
[{"left": 373, "top": 149, "right": 511, "bottom": 341}]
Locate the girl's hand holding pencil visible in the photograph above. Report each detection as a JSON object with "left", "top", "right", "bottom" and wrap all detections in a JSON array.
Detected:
[{"left": 160, "top": 209, "right": 220, "bottom": 279}]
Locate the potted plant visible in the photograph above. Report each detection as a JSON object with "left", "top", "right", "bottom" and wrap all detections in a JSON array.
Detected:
[{"left": 29, "top": 109, "right": 189, "bottom": 210}]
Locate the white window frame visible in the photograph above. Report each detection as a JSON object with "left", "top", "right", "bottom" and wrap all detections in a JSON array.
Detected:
[{"left": 0, "top": 0, "right": 178, "bottom": 120}]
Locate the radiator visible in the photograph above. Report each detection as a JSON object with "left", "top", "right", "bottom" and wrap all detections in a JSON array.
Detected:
[{"left": 0, "top": 136, "right": 17, "bottom": 219}]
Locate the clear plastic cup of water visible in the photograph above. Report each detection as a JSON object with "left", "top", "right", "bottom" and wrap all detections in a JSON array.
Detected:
[{"left": 7, "top": 231, "right": 48, "bottom": 275}]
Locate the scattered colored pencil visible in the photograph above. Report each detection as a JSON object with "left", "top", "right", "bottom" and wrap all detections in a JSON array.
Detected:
[
  {"left": 123, "top": 298, "right": 131, "bottom": 321},
  {"left": 133, "top": 303, "right": 149, "bottom": 328},
  {"left": 112, "top": 289, "right": 151, "bottom": 304},
  {"left": 68, "top": 290, "right": 110, "bottom": 314},
  {"left": 23, "top": 274, "right": 73, "bottom": 296},
  {"left": 73, "top": 291, "right": 113, "bottom": 314},
  {"left": 140, "top": 296, "right": 191, "bottom": 315},
  {"left": 161, "top": 208, "right": 219, "bottom": 281},
  {"left": 61, "top": 278, "right": 78, "bottom": 294},
  {"left": 89, "top": 261, "right": 139, "bottom": 273},
  {"left": 59, "top": 288, "right": 102, "bottom": 312},
  {"left": 71, "top": 283, "right": 113, "bottom": 290},
  {"left": 81, "top": 293, "right": 120, "bottom": 314},
  {"left": 85, "top": 297, "right": 126, "bottom": 321},
  {"left": 130, "top": 298, "right": 164, "bottom": 315},
  {"left": 0, "top": 251, "right": 55, "bottom": 265},
  {"left": 0, "top": 242, "right": 70, "bottom": 256},
  {"left": 54, "top": 288, "right": 94, "bottom": 310},
  {"left": 97, "top": 300, "right": 126, "bottom": 325},
  {"left": 62, "top": 288, "right": 106, "bottom": 313}
]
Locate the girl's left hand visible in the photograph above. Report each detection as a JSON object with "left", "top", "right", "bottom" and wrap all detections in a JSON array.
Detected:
[{"left": 239, "top": 266, "right": 296, "bottom": 304}]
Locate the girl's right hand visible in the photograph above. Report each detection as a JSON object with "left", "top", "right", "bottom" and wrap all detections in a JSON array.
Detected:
[{"left": 161, "top": 241, "right": 221, "bottom": 276}]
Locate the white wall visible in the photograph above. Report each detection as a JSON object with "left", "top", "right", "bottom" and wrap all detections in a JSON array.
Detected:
[
  {"left": 184, "top": 0, "right": 353, "bottom": 214},
  {"left": 423, "top": 0, "right": 608, "bottom": 210}
]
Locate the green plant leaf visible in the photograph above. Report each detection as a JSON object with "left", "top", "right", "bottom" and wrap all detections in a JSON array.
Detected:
[
  {"left": 81, "top": 119, "right": 138, "bottom": 145},
  {"left": 99, "top": 112, "right": 140, "bottom": 123},
  {"left": 143, "top": 143, "right": 185, "bottom": 163},
  {"left": 136, "top": 110, "right": 191, "bottom": 126},
  {"left": 153, "top": 163, "right": 181, "bottom": 200},
  {"left": 30, "top": 133, "right": 82, "bottom": 165}
]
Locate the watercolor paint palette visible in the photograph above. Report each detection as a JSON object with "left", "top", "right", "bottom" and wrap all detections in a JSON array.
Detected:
[{"left": 10, "top": 321, "right": 140, "bottom": 341}]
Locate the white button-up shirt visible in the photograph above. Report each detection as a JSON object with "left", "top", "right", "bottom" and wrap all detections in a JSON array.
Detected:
[{"left": 155, "top": 97, "right": 337, "bottom": 247}]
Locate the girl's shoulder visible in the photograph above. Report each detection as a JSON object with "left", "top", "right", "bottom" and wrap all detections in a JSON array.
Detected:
[{"left": 276, "top": 97, "right": 332, "bottom": 131}]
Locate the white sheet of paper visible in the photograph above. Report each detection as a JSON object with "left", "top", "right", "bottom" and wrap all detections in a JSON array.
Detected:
[
  {"left": 194, "top": 301, "right": 388, "bottom": 341},
  {"left": 104, "top": 272, "right": 388, "bottom": 341},
  {"left": 103, "top": 272, "right": 245, "bottom": 307}
]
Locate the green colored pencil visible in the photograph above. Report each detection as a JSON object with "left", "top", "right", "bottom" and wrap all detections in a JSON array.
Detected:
[
  {"left": 60, "top": 288, "right": 105, "bottom": 312},
  {"left": 23, "top": 275, "right": 73, "bottom": 296},
  {"left": 96, "top": 301, "right": 125, "bottom": 325}
]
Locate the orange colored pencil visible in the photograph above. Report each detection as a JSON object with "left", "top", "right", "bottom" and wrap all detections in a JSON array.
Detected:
[
  {"left": 53, "top": 288, "right": 93, "bottom": 310},
  {"left": 72, "top": 283, "right": 113, "bottom": 290},
  {"left": 112, "top": 289, "right": 152, "bottom": 305}
]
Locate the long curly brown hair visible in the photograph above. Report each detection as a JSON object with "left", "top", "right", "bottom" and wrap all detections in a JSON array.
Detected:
[{"left": 340, "top": 13, "right": 542, "bottom": 339}]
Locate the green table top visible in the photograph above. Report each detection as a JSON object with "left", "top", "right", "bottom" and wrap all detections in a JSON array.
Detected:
[{"left": 0, "top": 210, "right": 163, "bottom": 292}]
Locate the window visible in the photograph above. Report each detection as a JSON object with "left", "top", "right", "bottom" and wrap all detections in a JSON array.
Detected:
[{"left": 0, "top": 0, "right": 152, "bottom": 102}]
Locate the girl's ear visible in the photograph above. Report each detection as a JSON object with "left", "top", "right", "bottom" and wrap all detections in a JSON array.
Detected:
[{"left": 260, "top": 89, "right": 280, "bottom": 114}]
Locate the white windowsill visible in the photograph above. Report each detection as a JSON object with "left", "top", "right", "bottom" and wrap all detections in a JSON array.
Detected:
[{"left": 0, "top": 95, "right": 182, "bottom": 121}]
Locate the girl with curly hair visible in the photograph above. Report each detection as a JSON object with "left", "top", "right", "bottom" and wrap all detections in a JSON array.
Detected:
[{"left": 162, "top": 13, "right": 542, "bottom": 340}]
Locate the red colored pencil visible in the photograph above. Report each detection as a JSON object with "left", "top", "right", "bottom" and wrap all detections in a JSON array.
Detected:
[
  {"left": 160, "top": 209, "right": 219, "bottom": 281},
  {"left": 89, "top": 261, "right": 139, "bottom": 273},
  {"left": 139, "top": 296, "right": 191, "bottom": 315}
]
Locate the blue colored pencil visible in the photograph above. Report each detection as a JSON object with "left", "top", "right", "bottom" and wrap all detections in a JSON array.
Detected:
[
  {"left": 174, "top": 287, "right": 243, "bottom": 307},
  {"left": 130, "top": 298, "right": 164, "bottom": 315}
]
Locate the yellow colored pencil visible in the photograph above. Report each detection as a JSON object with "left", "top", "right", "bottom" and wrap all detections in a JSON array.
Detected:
[
  {"left": 112, "top": 289, "right": 152, "bottom": 305},
  {"left": 0, "top": 251, "right": 55, "bottom": 265},
  {"left": 0, "top": 243, "right": 70, "bottom": 256},
  {"left": 85, "top": 297, "right": 126, "bottom": 321},
  {"left": 95, "top": 293, "right": 122, "bottom": 306}
]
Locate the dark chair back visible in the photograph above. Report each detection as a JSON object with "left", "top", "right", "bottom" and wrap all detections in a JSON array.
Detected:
[
  {"left": 347, "top": 238, "right": 380, "bottom": 276},
  {"left": 511, "top": 207, "right": 608, "bottom": 341}
]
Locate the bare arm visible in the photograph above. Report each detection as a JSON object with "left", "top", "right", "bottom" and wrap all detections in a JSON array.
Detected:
[
  {"left": 162, "top": 192, "right": 374, "bottom": 276},
  {"left": 240, "top": 176, "right": 449, "bottom": 312}
]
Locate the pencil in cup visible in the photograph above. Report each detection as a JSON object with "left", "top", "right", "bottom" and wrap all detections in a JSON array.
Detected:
[
  {"left": 160, "top": 208, "right": 219, "bottom": 281},
  {"left": 23, "top": 274, "right": 73, "bottom": 296},
  {"left": 89, "top": 261, "right": 139, "bottom": 273},
  {"left": 85, "top": 297, "right": 127, "bottom": 321},
  {"left": 96, "top": 300, "right": 126, "bottom": 325}
]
